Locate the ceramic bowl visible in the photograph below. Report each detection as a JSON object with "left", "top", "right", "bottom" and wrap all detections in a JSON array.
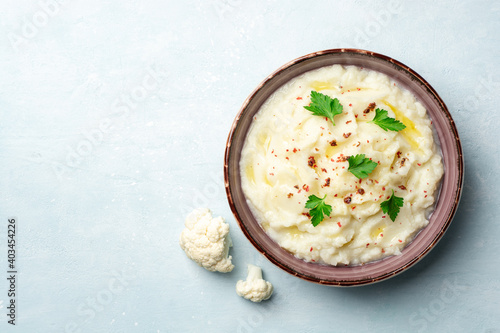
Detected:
[{"left": 224, "top": 49, "right": 463, "bottom": 286}]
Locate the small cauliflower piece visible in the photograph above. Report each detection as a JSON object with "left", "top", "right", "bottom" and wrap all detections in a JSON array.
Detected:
[
  {"left": 179, "top": 208, "right": 234, "bottom": 273},
  {"left": 236, "top": 264, "right": 273, "bottom": 302}
]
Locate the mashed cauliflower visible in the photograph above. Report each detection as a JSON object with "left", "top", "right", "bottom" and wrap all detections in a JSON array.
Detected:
[{"left": 240, "top": 65, "right": 443, "bottom": 266}]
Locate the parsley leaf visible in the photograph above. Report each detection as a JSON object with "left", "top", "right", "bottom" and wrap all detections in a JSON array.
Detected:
[
  {"left": 380, "top": 190, "right": 404, "bottom": 222},
  {"left": 305, "top": 194, "right": 332, "bottom": 227},
  {"left": 347, "top": 154, "right": 378, "bottom": 179},
  {"left": 369, "top": 108, "right": 406, "bottom": 131},
  {"left": 304, "top": 91, "right": 343, "bottom": 125}
]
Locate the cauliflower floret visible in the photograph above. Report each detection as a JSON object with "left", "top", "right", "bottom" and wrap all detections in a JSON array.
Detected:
[
  {"left": 236, "top": 264, "right": 273, "bottom": 302},
  {"left": 179, "top": 208, "right": 234, "bottom": 273}
]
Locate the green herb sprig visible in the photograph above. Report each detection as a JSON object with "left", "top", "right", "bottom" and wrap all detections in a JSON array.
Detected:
[
  {"left": 369, "top": 108, "right": 406, "bottom": 132},
  {"left": 380, "top": 190, "right": 404, "bottom": 222},
  {"left": 305, "top": 194, "right": 332, "bottom": 227},
  {"left": 304, "top": 91, "right": 343, "bottom": 125},
  {"left": 347, "top": 154, "right": 378, "bottom": 179}
]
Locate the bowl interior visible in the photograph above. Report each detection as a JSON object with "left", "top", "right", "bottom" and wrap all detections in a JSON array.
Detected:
[{"left": 224, "top": 49, "right": 463, "bottom": 286}]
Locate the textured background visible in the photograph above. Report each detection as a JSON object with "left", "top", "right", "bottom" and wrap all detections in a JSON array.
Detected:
[{"left": 0, "top": 0, "right": 499, "bottom": 332}]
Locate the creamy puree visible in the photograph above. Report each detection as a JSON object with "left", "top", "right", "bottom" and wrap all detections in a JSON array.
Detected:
[{"left": 240, "top": 65, "right": 443, "bottom": 266}]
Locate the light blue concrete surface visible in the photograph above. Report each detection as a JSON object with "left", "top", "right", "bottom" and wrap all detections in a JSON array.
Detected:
[{"left": 0, "top": 0, "right": 499, "bottom": 332}]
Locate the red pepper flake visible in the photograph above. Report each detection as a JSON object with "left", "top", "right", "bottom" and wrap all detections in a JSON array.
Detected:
[
  {"left": 417, "top": 163, "right": 422, "bottom": 166},
  {"left": 311, "top": 259, "right": 315, "bottom": 262},
  {"left": 271, "top": 149, "right": 274, "bottom": 154},
  {"left": 400, "top": 158, "right": 407, "bottom": 167},
  {"left": 397, "top": 151, "right": 402, "bottom": 158},
  {"left": 355, "top": 114, "right": 358, "bottom": 118},
  {"left": 363, "top": 102, "right": 376, "bottom": 114},
  {"left": 310, "top": 247, "right": 313, "bottom": 252},
  {"left": 357, "top": 88, "right": 361, "bottom": 91},
  {"left": 352, "top": 206, "right": 356, "bottom": 210},
  {"left": 366, "top": 243, "right": 370, "bottom": 248},
  {"left": 323, "top": 178, "right": 331, "bottom": 187},
  {"left": 381, "top": 249, "right": 385, "bottom": 253},
  {"left": 382, "top": 187, "right": 386, "bottom": 191},
  {"left": 382, "top": 215, "right": 386, "bottom": 218},
  {"left": 293, "top": 148, "right": 297, "bottom": 153},
  {"left": 334, "top": 194, "right": 338, "bottom": 197},
  {"left": 336, "top": 155, "right": 349, "bottom": 162},
  {"left": 269, "top": 173, "right": 274, "bottom": 176},
  {"left": 337, "top": 222, "right": 342, "bottom": 228},
  {"left": 302, "top": 212, "right": 311, "bottom": 218},
  {"left": 343, "top": 132, "right": 351, "bottom": 139},
  {"left": 286, "top": 149, "right": 289, "bottom": 152},
  {"left": 357, "top": 188, "right": 365, "bottom": 195},
  {"left": 308, "top": 156, "right": 316, "bottom": 167},
  {"left": 424, "top": 190, "right": 427, "bottom": 193},
  {"left": 287, "top": 193, "right": 293, "bottom": 198},
  {"left": 285, "top": 157, "right": 289, "bottom": 160},
  {"left": 398, "top": 239, "right": 402, "bottom": 243},
  {"left": 321, "top": 168, "right": 327, "bottom": 173},
  {"left": 302, "top": 184, "right": 310, "bottom": 192},
  {"left": 398, "top": 185, "right": 407, "bottom": 190},
  {"left": 296, "top": 96, "right": 303, "bottom": 100},
  {"left": 294, "top": 185, "right": 299, "bottom": 189},
  {"left": 349, "top": 103, "right": 352, "bottom": 107},
  {"left": 424, "top": 195, "right": 428, "bottom": 198},
  {"left": 329, "top": 140, "right": 337, "bottom": 146},
  {"left": 346, "top": 120, "right": 352, "bottom": 124},
  {"left": 315, "top": 148, "right": 319, "bottom": 152},
  {"left": 380, "top": 234, "right": 383, "bottom": 237},
  {"left": 344, "top": 196, "right": 352, "bottom": 204}
]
